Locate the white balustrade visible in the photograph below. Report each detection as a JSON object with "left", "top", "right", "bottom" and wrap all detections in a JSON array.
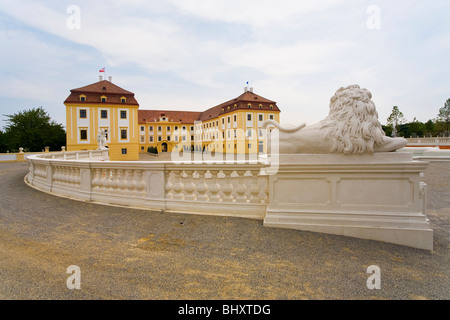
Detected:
[{"left": 24, "top": 149, "right": 434, "bottom": 250}]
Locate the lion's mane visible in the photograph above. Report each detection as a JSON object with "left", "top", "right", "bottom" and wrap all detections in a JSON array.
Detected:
[{"left": 320, "top": 85, "right": 386, "bottom": 154}]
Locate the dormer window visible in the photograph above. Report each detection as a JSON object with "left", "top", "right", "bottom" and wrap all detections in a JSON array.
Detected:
[
  {"left": 269, "top": 105, "right": 273, "bottom": 109},
  {"left": 259, "top": 104, "right": 263, "bottom": 109},
  {"left": 120, "top": 96, "right": 126, "bottom": 103},
  {"left": 101, "top": 95, "right": 107, "bottom": 103},
  {"left": 79, "top": 94, "right": 86, "bottom": 102},
  {"left": 247, "top": 103, "right": 252, "bottom": 108}
]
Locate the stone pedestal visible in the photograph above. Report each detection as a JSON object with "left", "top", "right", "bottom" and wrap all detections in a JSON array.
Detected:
[{"left": 263, "top": 153, "right": 433, "bottom": 250}]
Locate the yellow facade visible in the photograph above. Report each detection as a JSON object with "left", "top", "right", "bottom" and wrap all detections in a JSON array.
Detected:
[
  {"left": 64, "top": 80, "right": 140, "bottom": 161},
  {"left": 65, "top": 103, "right": 139, "bottom": 161},
  {"left": 66, "top": 82, "right": 280, "bottom": 159},
  {"left": 138, "top": 109, "right": 280, "bottom": 155}
]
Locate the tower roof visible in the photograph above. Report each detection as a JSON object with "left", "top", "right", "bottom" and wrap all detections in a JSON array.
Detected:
[{"left": 64, "top": 80, "right": 139, "bottom": 105}]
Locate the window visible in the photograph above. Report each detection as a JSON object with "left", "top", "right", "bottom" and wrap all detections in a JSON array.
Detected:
[
  {"left": 167, "top": 136, "right": 171, "bottom": 141},
  {"left": 227, "top": 117, "right": 230, "bottom": 123},
  {"left": 259, "top": 114, "right": 263, "bottom": 121},
  {"left": 259, "top": 104, "right": 262, "bottom": 109},
  {"left": 247, "top": 129, "right": 252, "bottom": 137},
  {"left": 121, "top": 97, "right": 126, "bottom": 103},
  {"left": 120, "top": 110, "right": 127, "bottom": 119},
  {"left": 247, "top": 104, "right": 251, "bottom": 108},
  {"left": 167, "top": 126, "right": 171, "bottom": 132},
  {"left": 80, "top": 96, "right": 86, "bottom": 102},
  {"left": 248, "top": 144, "right": 252, "bottom": 149},
  {"left": 182, "top": 126, "right": 186, "bottom": 131},
  {"left": 175, "top": 126, "right": 178, "bottom": 131},
  {"left": 270, "top": 105, "right": 273, "bottom": 109},
  {"left": 149, "top": 126, "right": 153, "bottom": 132},
  {"left": 158, "top": 126, "right": 162, "bottom": 131},
  {"left": 141, "top": 146, "right": 144, "bottom": 151},
  {"left": 191, "top": 135, "right": 194, "bottom": 141},
  {"left": 190, "top": 126, "right": 194, "bottom": 131},
  {"left": 247, "top": 114, "right": 252, "bottom": 121},
  {"left": 234, "top": 115, "right": 237, "bottom": 122},
  {"left": 140, "top": 126, "right": 144, "bottom": 131},
  {"left": 101, "top": 96, "right": 107, "bottom": 103},
  {"left": 121, "top": 148, "right": 127, "bottom": 155},
  {"left": 79, "top": 109, "right": 87, "bottom": 118},
  {"left": 149, "top": 136, "right": 153, "bottom": 142},
  {"left": 100, "top": 110, "right": 108, "bottom": 119},
  {"left": 269, "top": 114, "right": 274, "bottom": 120},
  {"left": 222, "top": 118, "right": 224, "bottom": 124},
  {"left": 158, "top": 136, "right": 162, "bottom": 142},
  {"left": 80, "top": 129, "right": 87, "bottom": 140},
  {"left": 140, "top": 136, "right": 145, "bottom": 143},
  {"left": 175, "top": 136, "right": 178, "bottom": 142},
  {"left": 182, "top": 136, "right": 186, "bottom": 141},
  {"left": 121, "top": 129, "right": 127, "bottom": 140}
]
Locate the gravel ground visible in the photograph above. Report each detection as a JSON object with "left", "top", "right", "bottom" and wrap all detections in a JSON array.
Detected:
[{"left": 0, "top": 161, "right": 448, "bottom": 300}]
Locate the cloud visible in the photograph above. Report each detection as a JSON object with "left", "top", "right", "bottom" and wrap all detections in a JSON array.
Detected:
[
  {"left": 0, "top": 0, "right": 449, "bottom": 127},
  {"left": 222, "top": 41, "right": 353, "bottom": 77}
]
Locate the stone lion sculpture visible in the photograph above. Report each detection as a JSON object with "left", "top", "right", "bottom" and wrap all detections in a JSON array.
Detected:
[{"left": 262, "top": 84, "right": 407, "bottom": 154}]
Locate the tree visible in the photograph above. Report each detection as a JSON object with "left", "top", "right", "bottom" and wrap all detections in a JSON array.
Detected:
[
  {"left": 3, "top": 107, "right": 66, "bottom": 152},
  {"left": 438, "top": 98, "right": 450, "bottom": 136},
  {"left": 387, "top": 106, "right": 407, "bottom": 137},
  {"left": 424, "top": 119, "right": 435, "bottom": 137},
  {"left": 407, "top": 117, "right": 425, "bottom": 138},
  {"left": 0, "top": 130, "right": 7, "bottom": 153}
]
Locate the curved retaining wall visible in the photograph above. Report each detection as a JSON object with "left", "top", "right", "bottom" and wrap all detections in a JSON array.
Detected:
[
  {"left": 25, "top": 150, "right": 434, "bottom": 250},
  {"left": 25, "top": 150, "right": 268, "bottom": 219}
]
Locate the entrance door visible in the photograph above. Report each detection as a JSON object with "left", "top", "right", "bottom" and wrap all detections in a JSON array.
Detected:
[{"left": 162, "top": 142, "right": 168, "bottom": 152}]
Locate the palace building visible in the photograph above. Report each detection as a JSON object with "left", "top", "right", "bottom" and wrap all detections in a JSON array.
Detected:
[
  {"left": 65, "top": 78, "right": 281, "bottom": 160},
  {"left": 64, "top": 77, "right": 140, "bottom": 161}
]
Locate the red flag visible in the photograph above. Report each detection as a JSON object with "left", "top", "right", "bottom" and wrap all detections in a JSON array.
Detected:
[{"left": 99, "top": 68, "right": 105, "bottom": 72}]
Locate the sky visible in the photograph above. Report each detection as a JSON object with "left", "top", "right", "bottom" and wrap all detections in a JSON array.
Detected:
[{"left": 0, "top": 0, "right": 449, "bottom": 130}]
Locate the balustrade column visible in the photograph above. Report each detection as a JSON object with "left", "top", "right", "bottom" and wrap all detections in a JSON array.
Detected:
[
  {"left": 165, "top": 171, "right": 174, "bottom": 200},
  {"left": 235, "top": 170, "right": 247, "bottom": 203},
  {"left": 172, "top": 170, "right": 185, "bottom": 200},
  {"left": 249, "top": 169, "right": 261, "bottom": 203},
  {"left": 208, "top": 170, "right": 221, "bottom": 202},
  {"left": 196, "top": 170, "right": 209, "bottom": 201},
  {"left": 221, "top": 170, "right": 234, "bottom": 202},
  {"left": 184, "top": 170, "right": 196, "bottom": 201}
]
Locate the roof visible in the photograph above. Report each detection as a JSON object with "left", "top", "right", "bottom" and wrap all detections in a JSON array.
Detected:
[
  {"left": 64, "top": 80, "right": 139, "bottom": 105},
  {"left": 198, "top": 90, "right": 279, "bottom": 121},
  {"left": 139, "top": 90, "right": 280, "bottom": 124},
  {"left": 138, "top": 110, "right": 202, "bottom": 124}
]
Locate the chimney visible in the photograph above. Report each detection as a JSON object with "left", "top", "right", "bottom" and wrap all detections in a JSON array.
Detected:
[
  {"left": 244, "top": 87, "right": 248, "bottom": 92},
  {"left": 108, "top": 76, "right": 112, "bottom": 82},
  {"left": 249, "top": 87, "right": 253, "bottom": 92},
  {"left": 99, "top": 75, "right": 103, "bottom": 81}
]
